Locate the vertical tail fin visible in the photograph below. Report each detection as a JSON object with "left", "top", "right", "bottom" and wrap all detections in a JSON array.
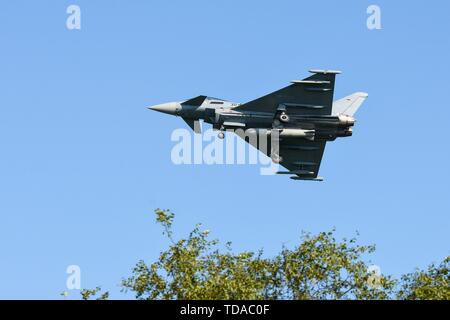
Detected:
[{"left": 332, "top": 92, "right": 368, "bottom": 116}]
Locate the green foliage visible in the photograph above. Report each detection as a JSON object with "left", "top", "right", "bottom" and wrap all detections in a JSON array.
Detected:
[
  {"left": 122, "top": 209, "right": 275, "bottom": 299},
  {"left": 79, "top": 209, "right": 448, "bottom": 300},
  {"left": 80, "top": 287, "right": 109, "bottom": 300},
  {"left": 121, "top": 209, "right": 395, "bottom": 300},
  {"left": 276, "top": 231, "right": 394, "bottom": 299},
  {"left": 397, "top": 256, "right": 449, "bottom": 300}
]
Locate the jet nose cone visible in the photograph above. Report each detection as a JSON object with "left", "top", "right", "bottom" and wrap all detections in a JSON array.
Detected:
[{"left": 148, "top": 102, "right": 179, "bottom": 115}]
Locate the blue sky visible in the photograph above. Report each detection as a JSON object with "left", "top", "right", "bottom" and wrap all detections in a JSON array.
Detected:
[{"left": 0, "top": 1, "right": 449, "bottom": 299}]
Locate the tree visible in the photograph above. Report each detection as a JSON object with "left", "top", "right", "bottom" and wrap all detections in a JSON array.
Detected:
[
  {"left": 275, "top": 231, "right": 394, "bottom": 299},
  {"left": 120, "top": 209, "right": 395, "bottom": 300},
  {"left": 121, "top": 209, "right": 276, "bottom": 299},
  {"left": 80, "top": 209, "right": 448, "bottom": 300},
  {"left": 397, "top": 257, "right": 449, "bottom": 300},
  {"left": 80, "top": 287, "right": 109, "bottom": 300}
]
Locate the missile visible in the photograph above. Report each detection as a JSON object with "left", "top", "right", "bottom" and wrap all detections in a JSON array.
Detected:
[
  {"left": 276, "top": 170, "right": 315, "bottom": 175},
  {"left": 270, "top": 129, "right": 315, "bottom": 141},
  {"left": 290, "top": 176, "right": 324, "bottom": 182}
]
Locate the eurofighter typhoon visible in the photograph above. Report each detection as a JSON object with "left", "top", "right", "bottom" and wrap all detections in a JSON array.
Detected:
[{"left": 149, "top": 69, "right": 367, "bottom": 181}]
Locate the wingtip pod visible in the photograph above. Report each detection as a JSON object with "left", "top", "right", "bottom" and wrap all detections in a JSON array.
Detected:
[
  {"left": 309, "top": 69, "right": 342, "bottom": 75},
  {"left": 290, "top": 176, "right": 324, "bottom": 182}
]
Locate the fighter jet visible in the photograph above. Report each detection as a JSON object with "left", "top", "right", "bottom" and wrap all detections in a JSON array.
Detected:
[{"left": 149, "top": 69, "right": 367, "bottom": 181}]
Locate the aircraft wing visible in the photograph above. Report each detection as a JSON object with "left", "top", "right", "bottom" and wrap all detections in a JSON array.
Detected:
[
  {"left": 234, "top": 70, "right": 340, "bottom": 116},
  {"left": 275, "top": 139, "right": 327, "bottom": 181},
  {"left": 239, "top": 131, "right": 327, "bottom": 181}
]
